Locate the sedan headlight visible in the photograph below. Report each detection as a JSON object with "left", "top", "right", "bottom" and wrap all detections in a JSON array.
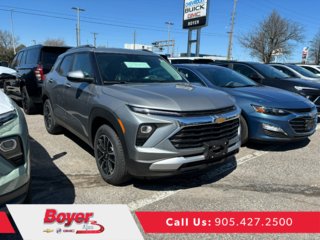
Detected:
[
  {"left": 252, "top": 105, "right": 289, "bottom": 116},
  {"left": 294, "top": 86, "right": 319, "bottom": 91},
  {"left": 0, "top": 110, "right": 17, "bottom": 126}
]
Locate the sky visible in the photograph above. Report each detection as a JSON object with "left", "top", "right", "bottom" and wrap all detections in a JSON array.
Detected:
[{"left": 0, "top": 0, "right": 319, "bottom": 62}]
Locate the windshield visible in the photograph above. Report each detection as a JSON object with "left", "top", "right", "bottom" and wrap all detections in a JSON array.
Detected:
[
  {"left": 198, "top": 67, "right": 257, "bottom": 88},
  {"left": 251, "top": 63, "right": 289, "bottom": 79},
  {"left": 96, "top": 53, "right": 185, "bottom": 84},
  {"left": 287, "top": 64, "right": 320, "bottom": 78}
]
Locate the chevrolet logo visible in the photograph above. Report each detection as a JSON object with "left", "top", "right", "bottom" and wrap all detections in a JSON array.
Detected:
[
  {"left": 43, "top": 229, "right": 54, "bottom": 233},
  {"left": 215, "top": 117, "right": 227, "bottom": 124}
]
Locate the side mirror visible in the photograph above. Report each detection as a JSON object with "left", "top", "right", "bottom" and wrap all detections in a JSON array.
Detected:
[
  {"left": 67, "top": 70, "right": 94, "bottom": 83},
  {"left": 250, "top": 73, "right": 262, "bottom": 82}
]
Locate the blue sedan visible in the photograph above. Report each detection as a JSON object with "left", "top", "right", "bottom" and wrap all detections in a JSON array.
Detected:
[{"left": 174, "top": 64, "right": 318, "bottom": 144}]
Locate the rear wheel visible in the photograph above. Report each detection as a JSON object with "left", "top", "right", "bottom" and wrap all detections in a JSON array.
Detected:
[
  {"left": 43, "top": 99, "right": 62, "bottom": 134},
  {"left": 21, "top": 86, "right": 37, "bottom": 114},
  {"left": 94, "top": 125, "right": 130, "bottom": 185},
  {"left": 240, "top": 115, "right": 249, "bottom": 145}
]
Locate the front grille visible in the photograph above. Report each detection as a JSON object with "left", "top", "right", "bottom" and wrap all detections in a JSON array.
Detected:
[
  {"left": 170, "top": 118, "right": 239, "bottom": 149},
  {"left": 285, "top": 108, "right": 314, "bottom": 113},
  {"left": 290, "top": 117, "right": 316, "bottom": 133},
  {"left": 171, "top": 106, "right": 236, "bottom": 117}
]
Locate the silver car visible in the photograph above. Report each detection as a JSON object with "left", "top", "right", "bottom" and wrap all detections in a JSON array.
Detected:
[
  {"left": 0, "top": 90, "right": 31, "bottom": 207},
  {"left": 43, "top": 47, "right": 241, "bottom": 185}
]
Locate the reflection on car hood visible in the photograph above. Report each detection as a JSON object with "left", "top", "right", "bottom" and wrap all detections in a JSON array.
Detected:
[
  {"left": 0, "top": 90, "right": 14, "bottom": 115},
  {"left": 224, "top": 85, "right": 314, "bottom": 109},
  {"left": 103, "top": 83, "right": 235, "bottom": 112}
]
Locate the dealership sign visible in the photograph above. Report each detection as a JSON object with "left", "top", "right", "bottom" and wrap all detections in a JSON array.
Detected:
[{"left": 183, "top": 0, "right": 209, "bottom": 29}]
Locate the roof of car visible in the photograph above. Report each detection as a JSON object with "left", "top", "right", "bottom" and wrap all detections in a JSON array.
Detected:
[
  {"left": 174, "top": 63, "right": 224, "bottom": 69},
  {"left": 66, "top": 46, "right": 158, "bottom": 56}
]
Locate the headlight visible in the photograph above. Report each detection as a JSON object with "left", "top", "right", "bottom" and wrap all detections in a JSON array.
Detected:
[
  {"left": 0, "top": 110, "right": 17, "bottom": 126},
  {"left": 129, "top": 106, "right": 181, "bottom": 117},
  {"left": 294, "top": 86, "right": 319, "bottom": 91},
  {"left": 252, "top": 105, "right": 289, "bottom": 116}
]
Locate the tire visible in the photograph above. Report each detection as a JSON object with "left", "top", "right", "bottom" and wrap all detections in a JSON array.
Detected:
[
  {"left": 43, "top": 99, "right": 62, "bottom": 134},
  {"left": 21, "top": 86, "right": 37, "bottom": 114},
  {"left": 240, "top": 115, "right": 249, "bottom": 145},
  {"left": 94, "top": 125, "right": 130, "bottom": 185}
]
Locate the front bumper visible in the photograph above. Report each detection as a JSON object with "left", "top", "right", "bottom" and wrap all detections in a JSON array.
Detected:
[
  {"left": 117, "top": 106, "right": 241, "bottom": 177},
  {"left": 247, "top": 110, "right": 318, "bottom": 142},
  {"left": 0, "top": 102, "right": 31, "bottom": 206}
]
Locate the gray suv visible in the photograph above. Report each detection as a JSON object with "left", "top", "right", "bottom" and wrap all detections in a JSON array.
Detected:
[{"left": 43, "top": 47, "right": 241, "bottom": 185}]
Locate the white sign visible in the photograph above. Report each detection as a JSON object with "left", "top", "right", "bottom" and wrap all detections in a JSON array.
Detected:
[
  {"left": 7, "top": 205, "right": 144, "bottom": 240},
  {"left": 183, "top": 0, "right": 209, "bottom": 29}
]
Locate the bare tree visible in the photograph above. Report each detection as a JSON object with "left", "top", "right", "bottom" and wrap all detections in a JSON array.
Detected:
[
  {"left": 239, "top": 10, "right": 304, "bottom": 63},
  {"left": 0, "top": 30, "right": 19, "bottom": 62},
  {"left": 43, "top": 38, "right": 66, "bottom": 46},
  {"left": 309, "top": 31, "right": 320, "bottom": 64}
]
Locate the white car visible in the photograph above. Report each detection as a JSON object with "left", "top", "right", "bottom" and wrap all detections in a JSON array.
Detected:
[
  {"left": 298, "top": 64, "right": 320, "bottom": 77},
  {"left": 0, "top": 66, "right": 16, "bottom": 88},
  {"left": 270, "top": 63, "right": 320, "bottom": 80},
  {"left": 0, "top": 90, "right": 31, "bottom": 208}
]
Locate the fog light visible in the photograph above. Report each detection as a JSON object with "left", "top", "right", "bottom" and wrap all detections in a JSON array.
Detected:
[
  {"left": 0, "top": 139, "right": 17, "bottom": 152},
  {"left": 262, "top": 123, "right": 287, "bottom": 135},
  {"left": 140, "top": 125, "right": 153, "bottom": 134},
  {"left": 136, "top": 124, "right": 157, "bottom": 146}
]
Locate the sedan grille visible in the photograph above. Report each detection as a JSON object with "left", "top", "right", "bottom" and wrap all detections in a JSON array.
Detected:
[
  {"left": 290, "top": 117, "right": 317, "bottom": 133},
  {"left": 170, "top": 119, "right": 239, "bottom": 149}
]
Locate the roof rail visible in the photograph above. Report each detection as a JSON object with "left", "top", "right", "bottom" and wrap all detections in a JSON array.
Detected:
[{"left": 73, "top": 44, "right": 95, "bottom": 49}]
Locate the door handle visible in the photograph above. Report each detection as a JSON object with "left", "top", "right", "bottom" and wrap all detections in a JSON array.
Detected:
[
  {"left": 48, "top": 79, "right": 53, "bottom": 83},
  {"left": 65, "top": 83, "right": 71, "bottom": 88}
]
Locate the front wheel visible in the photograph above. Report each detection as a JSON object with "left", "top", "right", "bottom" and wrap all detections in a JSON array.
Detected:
[
  {"left": 240, "top": 115, "right": 249, "bottom": 145},
  {"left": 94, "top": 125, "right": 130, "bottom": 185}
]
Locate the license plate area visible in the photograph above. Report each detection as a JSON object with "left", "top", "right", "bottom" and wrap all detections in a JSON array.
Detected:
[{"left": 204, "top": 140, "right": 228, "bottom": 160}]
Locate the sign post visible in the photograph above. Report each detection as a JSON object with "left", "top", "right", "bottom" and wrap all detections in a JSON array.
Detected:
[{"left": 183, "top": 0, "right": 209, "bottom": 57}]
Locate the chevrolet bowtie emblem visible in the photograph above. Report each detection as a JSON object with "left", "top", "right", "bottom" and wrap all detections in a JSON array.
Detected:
[
  {"left": 43, "top": 229, "right": 54, "bottom": 233},
  {"left": 215, "top": 117, "right": 226, "bottom": 124}
]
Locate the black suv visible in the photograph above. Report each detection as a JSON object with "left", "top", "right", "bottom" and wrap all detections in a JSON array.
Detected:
[
  {"left": 42, "top": 46, "right": 241, "bottom": 185},
  {"left": 4, "top": 45, "right": 70, "bottom": 114},
  {"left": 214, "top": 61, "right": 320, "bottom": 113}
]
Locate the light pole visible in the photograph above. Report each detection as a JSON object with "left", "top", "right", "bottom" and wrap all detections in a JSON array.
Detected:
[
  {"left": 91, "top": 32, "right": 98, "bottom": 47},
  {"left": 165, "top": 21, "right": 174, "bottom": 56},
  {"left": 72, "top": 7, "right": 85, "bottom": 46},
  {"left": 10, "top": 9, "right": 16, "bottom": 55}
]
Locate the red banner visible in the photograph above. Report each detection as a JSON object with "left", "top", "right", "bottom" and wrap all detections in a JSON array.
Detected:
[
  {"left": 136, "top": 212, "right": 320, "bottom": 233},
  {"left": 0, "top": 212, "right": 15, "bottom": 234}
]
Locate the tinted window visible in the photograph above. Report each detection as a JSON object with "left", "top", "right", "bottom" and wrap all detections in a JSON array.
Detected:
[
  {"left": 272, "top": 66, "right": 296, "bottom": 77},
  {"left": 178, "top": 68, "right": 205, "bottom": 85},
  {"left": 250, "top": 63, "right": 288, "bottom": 79},
  {"left": 233, "top": 64, "right": 258, "bottom": 78},
  {"left": 26, "top": 48, "right": 40, "bottom": 64},
  {"left": 198, "top": 67, "right": 257, "bottom": 88},
  {"left": 96, "top": 53, "right": 185, "bottom": 84},
  {"left": 58, "top": 55, "right": 73, "bottom": 76},
  {"left": 302, "top": 66, "right": 319, "bottom": 74},
  {"left": 72, "top": 53, "right": 94, "bottom": 78},
  {"left": 41, "top": 47, "right": 69, "bottom": 66},
  {"left": 287, "top": 64, "right": 319, "bottom": 78}
]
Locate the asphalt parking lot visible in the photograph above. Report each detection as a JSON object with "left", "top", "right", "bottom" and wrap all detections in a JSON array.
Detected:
[{"left": 26, "top": 113, "right": 320, "bottom": 240}]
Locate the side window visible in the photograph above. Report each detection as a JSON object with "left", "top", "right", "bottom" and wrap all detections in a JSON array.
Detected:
[
  {"left": 179, "top": 68, "right": 205, "bottom": 86},
  {"left": 273, "top": 66, "right": 295, "bottom": 77},
  {"left": 11, "top": 52, "right": 21, "bottom": 68},
  {"left": 26, "top": 49, "right": 40, "bottom": 64},
  {"left": 72, "top": 53, "right": 94, "bottom": 78},
  {"left": 233, "top": 64, "right": 257, "bottom": 79},
  {"left": 58, "top": 55, "right": 74, "bottom": 76},
  {"left": 303, "top": 66, "right": 317, "bottom": 74}
]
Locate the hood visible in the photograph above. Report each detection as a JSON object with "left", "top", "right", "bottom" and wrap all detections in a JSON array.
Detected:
[
  {"left": 0, "top": 91, "right": 14, "bottom": 115},
  {"left": 103, "top": 83, "right": 235, "bottom": 111},
  {"left": 223, "top": 85, "right": 314, "bottom": 109},
  {"left": 0, "top": 66, "right": 16, "bottom": 75}
]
